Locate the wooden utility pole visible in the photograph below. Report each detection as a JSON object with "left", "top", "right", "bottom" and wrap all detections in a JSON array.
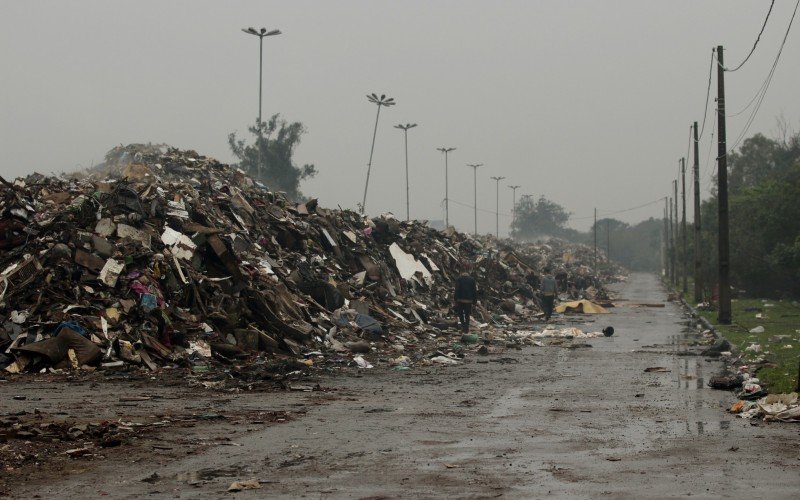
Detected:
[
  {"left": 717, "top": 45, "right": 732, "bottom": 324},
  {"left": 681, "top": 157, "right": 688, "bottom": 295},
  {"left": 693, "top": 121, "right": 702, "bottom": 303},
  {"left": 669, "top": 195, "right": 675, "bottom": 285},
  {"left": 663, "top": 199, "right": 669, "bottom": 277},
  {"left": 673, "top": 178, "right": 679, "bottom": 285},
  {"left": 593, "top": 208, "right": 598, "bottom": 273}
]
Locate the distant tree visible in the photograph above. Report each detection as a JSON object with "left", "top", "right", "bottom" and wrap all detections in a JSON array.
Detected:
[
  {"left": 228, "top": 114, "right": 317, "bottom": 200},
  {"left": 510, "top": 195, "right": 571, "bottom": 240},
  {"left": 700, "top": 126, "right": 800, "bottom": 296}
]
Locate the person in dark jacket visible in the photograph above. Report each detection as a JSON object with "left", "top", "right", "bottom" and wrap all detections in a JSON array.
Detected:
[
  {"left": 540, "top": 268, "right": 558, "bottom": 321},
  {"left": 454, "top": 268, "right": 478, "bottom": 333}
]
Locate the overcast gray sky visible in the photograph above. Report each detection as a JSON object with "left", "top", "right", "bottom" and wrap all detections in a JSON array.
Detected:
[{"left": 2, "top": 1, "right": 798, "bottom": 234}]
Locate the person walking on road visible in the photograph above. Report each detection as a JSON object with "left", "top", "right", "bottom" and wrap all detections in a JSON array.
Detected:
[
  {"left": 453, "top": 266, "right": 478, "bottom": 333},
  {"left": 540, "top": 268, "right": 558, "bottom": 322}
]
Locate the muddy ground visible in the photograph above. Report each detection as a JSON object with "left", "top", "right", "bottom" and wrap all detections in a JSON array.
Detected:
[{"left": 2, "top": 273, "right": 800, "bottom": 499}]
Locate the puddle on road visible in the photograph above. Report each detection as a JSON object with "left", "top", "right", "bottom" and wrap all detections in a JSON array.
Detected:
[
  {"left": 673, "top": 355, "right": 705, "bottom": 390},
  {"left": 176, "top": 466, "right": 243, "bottom": 484}
]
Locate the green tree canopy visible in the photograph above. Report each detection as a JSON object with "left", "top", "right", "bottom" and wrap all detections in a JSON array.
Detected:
[
  {"left": 228, "top": 114, "right": 317, "bottom": 200},
  {"left": 510, "top": 195, "right": 571, "bottom": 240}
]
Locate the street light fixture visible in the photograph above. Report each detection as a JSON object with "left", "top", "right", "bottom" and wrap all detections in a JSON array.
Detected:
[
  {"left": 467, "top": 163, "right": 483, "bottom": 235},
  {"left": 361, "top": 94, "right": 395, "bottom": 214},
  {"left": 394, "top": 123, "right": 417, "bottom": 221},
  {"left": 240, "top": 27, "right": 282, "bottom": 130},
  {"left": 490, "top": 176, "right": 506, "bottom": 238},
  {"left": 437, "top": 147, "right": 456, "bottom": 228},
  {"left": 508, "top": 185, "right": 521, "bottom": 231}
]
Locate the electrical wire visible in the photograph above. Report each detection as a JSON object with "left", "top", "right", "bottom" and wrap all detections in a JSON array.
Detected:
[
  {"left": 726, "top": 0, "right": 800, "bottom": 154},
  {"left": 449, "top": 198, "right": 514, "bottom": 218},
  {"left": 724, "top": 0, "right": 775, "bottom": 72},
  {"left": 685, "top": 125, "right": 692, "bottom": 170},
  {"left": 726, "top": 74, "right": 769, "bottom": 118},
  {"left": 698, "top": 50, "right": 715, "bottom": 139},
  {"left": 449, "top": 194, "right": 668, "bottom": 224},
  {"left": 597, "top": 197, "right": 666, "bottom": 217},
  {"left": 705, "top": 108, "right": 717, "bottom": 185}
]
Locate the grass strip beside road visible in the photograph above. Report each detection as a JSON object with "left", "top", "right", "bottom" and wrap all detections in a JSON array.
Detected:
[{"left": 698, "top": 299, "right": 800, "bottom": 393}]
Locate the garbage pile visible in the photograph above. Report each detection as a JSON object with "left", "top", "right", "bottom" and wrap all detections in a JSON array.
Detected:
[
  {"left": 730, "top": 392, "right": 800, "bottom": 422},
  {"left": 1, "top": 144, "right": 621, "bottom": 380}
]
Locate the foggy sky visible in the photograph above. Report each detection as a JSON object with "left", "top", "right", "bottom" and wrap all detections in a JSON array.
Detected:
[{"left": 1, "top": 1, "right": 798, "bottom": 234}]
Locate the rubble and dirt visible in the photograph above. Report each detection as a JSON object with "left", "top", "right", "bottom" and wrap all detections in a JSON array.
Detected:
[
  {"left": 3, "top": 273, "right": 800, "bottom": 498},
  {"left": 1, "top": 144, "right": 623, "bottom": 388}
]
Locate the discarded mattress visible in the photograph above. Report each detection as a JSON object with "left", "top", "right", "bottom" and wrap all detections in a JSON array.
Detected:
[{"left": 555, "top": 299, "right": 609, "bottom": 314}]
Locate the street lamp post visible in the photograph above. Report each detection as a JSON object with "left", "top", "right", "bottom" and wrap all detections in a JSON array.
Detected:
[
  {"left": 467, "top": 163, "right": 483, "bottom": 235},
  {"left": 437, "top": 147, "right": 456, "bottom": 227},
  {"left": 241, "top": 27, "right": 282, "bottom": 130},
  {"left": 361, "top": 94, "right": 396, "bottom": 214},
  {"left": 508, "top": 185, "right": 521, "bottom": 232},
  {"left": 394, "top": 123, "right": 417, "bottom": 221},
  {"left": 490, "top": 176, "right": 506, "bottom": 238}
]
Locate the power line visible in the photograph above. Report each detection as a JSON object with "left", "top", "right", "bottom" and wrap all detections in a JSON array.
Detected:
[
  {"left": 698, "top": 50, "right": 715, "bottom": 139},
  {"left": 450, "top": 195, "right": 665, "bottom": 223},
  {"left": 449, "top": 198, "right": 514, "bottom": 218},
  {"left": 565, "top": 196, "right": 666, "bottom": 222},
  {"left": 724, "top": 0, "right": 775, "bottom": 72},
  {"left": 705, "top": 107, "right": 717, "bottom": 185},
  {"left": 597, "top": 197, "right": 666, "bottom": 218},
  {"left": 684, "top": 125, "right": 692, "bottom": 170},
  {"left": 726, "top": 0, "right": 800, "bottom": 154}
]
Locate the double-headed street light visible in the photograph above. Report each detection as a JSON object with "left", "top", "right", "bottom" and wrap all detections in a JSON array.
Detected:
[
  {"left": 437, "top": 147, "right": 456, "bottom": 227},
  {"left": 467, "top": 163, "right": 483, "bottom": 235},
  {"left": 490, "top": 176, "right": 506, "bottom": 238},
  {"left": 241, "top": 27, "right": 281, "bottom": 130},
  {"left": 361, "top": 94, "right": 395, "bottom": 214},
  {"left": 508, "top": 185, "right": 521, "bottom": 228},
  {"left": 394, "top": 123, "right": 417, "bottom": 221}
]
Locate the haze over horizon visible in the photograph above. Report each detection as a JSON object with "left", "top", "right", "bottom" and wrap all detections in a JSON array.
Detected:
[{"left": 2, "top": 1, "right": 798, "bottom": 234}]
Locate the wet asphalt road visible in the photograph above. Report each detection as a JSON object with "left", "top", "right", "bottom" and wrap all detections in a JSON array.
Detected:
[{"left": 10, "top": 272, "right": 800, "bottom": 499}]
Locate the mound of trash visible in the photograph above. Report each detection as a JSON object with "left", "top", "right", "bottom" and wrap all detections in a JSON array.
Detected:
[{"left": 1, "top": 144, "right": 622, "bottom": 379}]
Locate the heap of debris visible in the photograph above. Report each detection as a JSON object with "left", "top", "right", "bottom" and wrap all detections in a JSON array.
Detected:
[{"left": 1, "top": 145, "right": 622, "bottom": 380}]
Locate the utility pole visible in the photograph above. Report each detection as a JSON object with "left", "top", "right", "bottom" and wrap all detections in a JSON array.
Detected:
[
  {"left": 394, "top": 123, "right": 417, "bottom": 221},
  {"left": 490, "top": 176, "right": 505, "bottom": 238},
  {"left": 437, "top": 147, "right": 456, "bottom": 228},
  {"left": 669, "top": 194, "right": 675, "bottom": 285},
  {"left": 663, "top": 199, "right": 669, "bottom": 277},
  {"left": 593, "top": 208, "right": 598, "bottom": 273},
  {"left": 717, "top": 45, "right": 732, "bottom": 324},
  {"left": 508, "top": 185, "right": 521, "bottom": 233},
  {"left": 693, "top": 121, "right": 702, "bottom": 303},
  {"left": 673, "top": 181, "right": 678, "bottom": 286},
  {"left": 681, "top": 157, "right": 688, "bottom": 295},
  {"left": 467, "top": 164, "right": 482, "bottom": 235}
]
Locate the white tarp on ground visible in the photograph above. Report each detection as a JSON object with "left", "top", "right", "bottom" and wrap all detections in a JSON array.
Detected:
[{"left": 389, "top": 243, "right": 433, "bottom": 284}]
